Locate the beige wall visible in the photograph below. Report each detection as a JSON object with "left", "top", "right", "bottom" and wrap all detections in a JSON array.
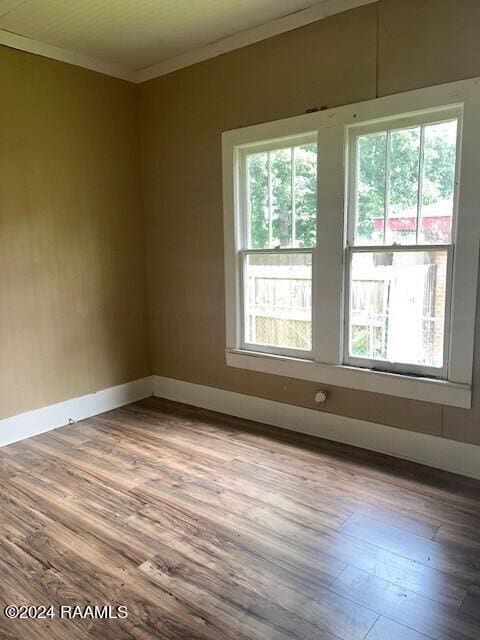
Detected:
[
  {"left": 2, "top": 0, "right": 478, "bottom": 445},
  {"left": 0, "top": 46, "right": 150, "bottom": 420},
  {"left": 141, "top": 0, "right": 480, "bottom": 446}
]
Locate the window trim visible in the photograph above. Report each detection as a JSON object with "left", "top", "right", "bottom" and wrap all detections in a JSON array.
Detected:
[
  {"left": 222, "top": 77, "right": 480, "bottom": 409},
  {"left": 225, "top": 348, "right": 471, "bottom": 408}
]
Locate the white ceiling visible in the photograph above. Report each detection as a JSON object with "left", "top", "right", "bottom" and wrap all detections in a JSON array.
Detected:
[{"left": 0, "top": 0, "right": 376, "bottom": 81}]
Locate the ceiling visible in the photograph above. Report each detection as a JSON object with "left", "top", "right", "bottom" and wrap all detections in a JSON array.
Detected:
[{"left": 0, "top": 0, "right": 375, "bottom": 82}]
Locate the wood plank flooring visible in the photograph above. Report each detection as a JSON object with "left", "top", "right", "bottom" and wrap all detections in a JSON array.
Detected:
[{"left": 0, "top": 397, "right": 480, "bottom": 640}]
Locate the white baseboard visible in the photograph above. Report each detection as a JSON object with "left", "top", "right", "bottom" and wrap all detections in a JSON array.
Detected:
[
  {"left": 0, "top": 376, "right": 153, "bottom": 448},
  {"left": 6, "top": 373, "right": 478, "bottom": 480},
  {"left": 153, "top": 375, "right": 480, "bottom": 480}
]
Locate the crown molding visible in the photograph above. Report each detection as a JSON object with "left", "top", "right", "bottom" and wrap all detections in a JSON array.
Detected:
[
  {"left": 0, "top": 0, "right": 377, "bottom": 85},
  {"left": 0, "top": 28, "right": 136, "bottom": 82}
]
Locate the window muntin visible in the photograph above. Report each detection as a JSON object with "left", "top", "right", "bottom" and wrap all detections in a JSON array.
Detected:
[{"left": 347, "top": 114, "right": 459, "bottom": 376}]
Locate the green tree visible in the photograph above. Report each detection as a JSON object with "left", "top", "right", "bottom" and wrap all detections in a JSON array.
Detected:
[
  {"left": 357, "top": 121, "right": 457, "bottom": 243},
  {"left": 247, "top": 153, "right": 268, "bottom": 249},
  {"left": 357, "top": 132, "right": 387, "bottom": 242},
  {"left": 247, "top": 121, "right": 456, "bottom": 249},
  {"left": 423, "top": 124, "right": 456, "bottom": 204},
  {"left": 247, "top": 144, "right": 317, "bottom": 248},
  {"left": 294, "top": 143, "right": 317, "bottom": 247},
  {"left": 271, "top": 148, "right": 292, "bottom": 247}
]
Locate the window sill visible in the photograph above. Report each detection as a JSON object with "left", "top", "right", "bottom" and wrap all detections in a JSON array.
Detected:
[{"left": 225, "top": 349, "right": 471, "bottom": 409}]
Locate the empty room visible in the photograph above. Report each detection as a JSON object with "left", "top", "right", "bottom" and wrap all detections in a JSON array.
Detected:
[{"left": 1, "top": 1, "right": 480, "bottom": 639}]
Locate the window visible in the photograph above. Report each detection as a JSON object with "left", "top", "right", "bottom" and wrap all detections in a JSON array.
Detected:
[
  {"left": 345, "top": 116, "right": 459, "bottom": 377},
  {"left": 240, "top": 138, "right": 317, "bottom": 356},
  {"left": 223, "top": 78, "right": 480, "bottom": 408}
]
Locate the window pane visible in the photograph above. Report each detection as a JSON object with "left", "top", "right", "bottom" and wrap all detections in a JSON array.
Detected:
[
  {"left": 355, "top": 132, "right": 387, "bottom": 245},
  {"left": 349, "top": 250, "right": 447, "bottom": 368},
  {"left": 247, "top": 142, "right": 317, "bottom": 249},
  {"left": 247, "top": 152, "right": 269, "bottom": 249},
  {"left": 271, "top": 148, "right": 292, "bottom": 248},
  {"left": 353, "top": 118, "right": 459, "bottom": 250},
  {"left": 419, "top": 120, "right": 457, "bottom": 244},
  {"left": 244, "top": 253, "right": 312, "bottom": 351},
  {"left": 386, "top": 127, "right": 421, "bottom": 245},
  {"left": 294, "top": 143, "right": 317, "bottom": 247}
]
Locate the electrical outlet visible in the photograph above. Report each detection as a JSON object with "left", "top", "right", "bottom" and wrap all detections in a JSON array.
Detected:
[{"left": 314, "top": 390, "right": 328, "bottom": 403}]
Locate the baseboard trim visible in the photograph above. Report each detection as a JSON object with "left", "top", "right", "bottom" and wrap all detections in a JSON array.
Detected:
[
  {"left": 153, "top": 375, "right": 480, "bottom": 480},
  {"left": 0, "top": 376, "right": 153, "bottom": 448}
]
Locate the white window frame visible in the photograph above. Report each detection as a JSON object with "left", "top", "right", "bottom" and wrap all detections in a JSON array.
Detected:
[
  {"left": 238, "top": 134, "right": 317, "bottom": 360},
  {"left": 344, "top": 108, "right": 461, "bottom": 379},
  {"left": 222, "top": 77, "right": 480, "bottom": 409}
]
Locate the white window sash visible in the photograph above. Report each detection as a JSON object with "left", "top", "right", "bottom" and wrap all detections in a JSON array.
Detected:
[
  {"left": 345, "top": 107, "right": 461, "bottom": 247},
  {"left": 343, "top": 244, "right": 454, "bottom": 379},
  {"left": 239, "top": 248, "right": 314, "bottom": 359}
]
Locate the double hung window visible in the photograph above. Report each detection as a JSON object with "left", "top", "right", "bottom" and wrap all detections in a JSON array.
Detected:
[
  {"left": 241, "top": 137, "right": 317, "bottom": 356},
  {"left": 345, "top": 113, "right": 459, "bottom": 377},
  {"left": 223, "top": 79, "right": 480, "bottom": 408}
]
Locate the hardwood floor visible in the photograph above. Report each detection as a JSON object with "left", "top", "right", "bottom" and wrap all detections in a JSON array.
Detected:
[{"left": 1, "top": 397, "right": 480, "bottom": 640}]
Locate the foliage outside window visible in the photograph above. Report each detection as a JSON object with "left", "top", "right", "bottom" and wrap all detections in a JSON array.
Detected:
[
  {"left": 247, "top": 143, "right": 317, "bottom": 249},
  {"left": 347, "top": 118, "right": 458, "bottom": 374}
]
